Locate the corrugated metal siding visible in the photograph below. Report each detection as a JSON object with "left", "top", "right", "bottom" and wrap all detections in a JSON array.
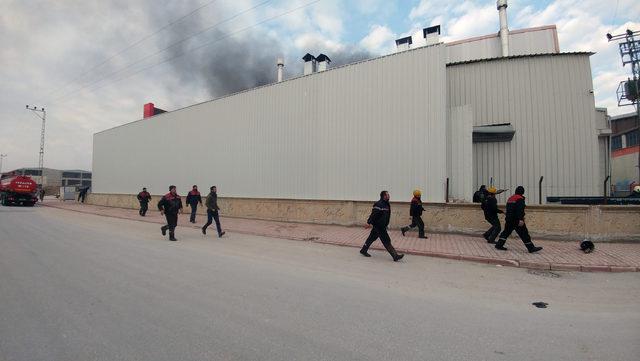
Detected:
[
  {"left": 447, "top": 105, "right": 473, "bottom": 201},
  {"left": 93, "top": 44, "right": 448, "bottom": 202},
  {"left": 447, "top": 54, "right": 601, "bottom": 202},
  {"left": 446, "top": 28, "right": 558, "bottom": 63}
]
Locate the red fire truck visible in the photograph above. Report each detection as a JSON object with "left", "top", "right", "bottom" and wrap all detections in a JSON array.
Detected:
[{"left": 0, "top": 175, "right": 39, "bottom": 206}]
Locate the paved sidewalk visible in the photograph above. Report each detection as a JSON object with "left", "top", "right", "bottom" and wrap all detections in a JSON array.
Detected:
[{"left": 42, "top": 200, "right": 640, "bottom": 272}]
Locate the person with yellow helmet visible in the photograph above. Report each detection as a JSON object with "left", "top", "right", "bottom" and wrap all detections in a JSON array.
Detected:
[
  {"left": 482, "top": 186, "right": 502, "bottom": 244},
  {"left": 401, "top": 189, "right": 428, "bottom": 239}
]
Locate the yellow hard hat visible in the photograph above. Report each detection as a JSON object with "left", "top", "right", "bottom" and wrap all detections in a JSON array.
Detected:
[
  {"left": 413, "top": 189, "right": 422, "bottom": 197},
  {"left": 487, "top": 186, "right": 497, "bottom": 194}
]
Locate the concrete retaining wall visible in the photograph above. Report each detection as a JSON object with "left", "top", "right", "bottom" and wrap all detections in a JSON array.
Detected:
[{"left": 86, "top": 193, "right": 640, "bottom": 242}]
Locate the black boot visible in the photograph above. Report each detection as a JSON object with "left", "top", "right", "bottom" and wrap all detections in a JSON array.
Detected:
[
  {"left": 202, "top": 226, "right": 207, "bottom": 235},
  {"left": 495, "top": 238, "right": 508, "bottom": 251},
  {"left": 161, "top": 226, "right": 167, "bottom": 236},
  {"left": 219, "top": 231, "right": 226, "bottom": 238},
  {"left": 401, "top": 227, "right": 408, "bottom": 237},
  {"left": 525, "top": 243, "right": 543, "bottom": 253},
  {"left": 360, "top": 246, "right": 371, "bottom": 257},
  {"left": 393, "top": 254, "right": 405, "bottom": 262},
  {"left": 169, "top": 232, "right": 177, "bottom": 241}
]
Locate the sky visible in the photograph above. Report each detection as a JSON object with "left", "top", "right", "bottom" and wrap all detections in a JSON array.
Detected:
[{"left": 1, "top": 0, "right": 639, "bottom": 172}]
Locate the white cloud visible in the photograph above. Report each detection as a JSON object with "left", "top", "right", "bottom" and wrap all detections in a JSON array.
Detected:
[{"left": 359, "top": 25, "right": 396, "bottom": 54}]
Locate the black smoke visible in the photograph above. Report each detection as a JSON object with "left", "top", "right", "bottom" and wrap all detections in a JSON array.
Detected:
[{"left": 151, "top": 2, "right": 375, "bottom": 99}]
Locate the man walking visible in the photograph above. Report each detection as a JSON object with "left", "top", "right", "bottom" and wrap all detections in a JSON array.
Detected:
[
  {"left": 78, "top": 187, "right": 89, "bottom": 203},
  {"left": 360, "top": 191, "right": 404, "bottom": 261},
  {"left": 201, "top": 186, "right": 225, "bottom": 238},
  {"left": 495, "top": 186, "right": 543, "bottom": 253},
  {"left": 186, "top": 185, "right": 203, "bottom": 223},
  {"left": 137, "top": 187, "right": 151, "bottom": 216},
  {"left": 158, "top": 185, "right": 183, "bottom": 241},
  {"left": 482, "top": 186, "right": 502, "bottom": 244},
  {"left": 401, "top": 189, "right": 428, "bottom": 239}
]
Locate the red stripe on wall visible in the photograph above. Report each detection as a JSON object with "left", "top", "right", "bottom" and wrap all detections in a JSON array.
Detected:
[{"left": 613, "top": 145, "right": 640, "bottom": 158}]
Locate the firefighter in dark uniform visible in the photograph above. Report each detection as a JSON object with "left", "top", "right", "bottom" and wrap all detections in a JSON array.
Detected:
[
  {"left": 137, "top": 187, "right": 152, "bottom": 216},
  {"left": 359, "top": 191, "right": 404, "bottom": 261},
  {"left": 186, "top": 185, "right": 203, "bottom": 223},
  {"left": 158, "top": 185, "right": 183, "bottom": 241},
  {"left": 201, "top": 186, "right": 226, "bottom": 238},
  {"left": 495, "top": 186, "right": 543, "bottom": 253},
  {"left": 482, "top": 186, "right": 502, "bottom": 243},
  {"left": 401, "top": 189, "right": 428, "bottom": 239}
]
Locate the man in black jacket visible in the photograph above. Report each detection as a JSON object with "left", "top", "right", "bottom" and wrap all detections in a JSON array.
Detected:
[
  {"left": 495, "top": 186, "right": 543, "bottom": 253},
  {"left": 401, "top": 189, "right": 427, "bottom": 239},
  {"left": 202, "top": 186, "right": 225, "bottom": 238},
  {"left": 158, "top": 185, "right": 183, "bottom": 241},
  {"left": 482, "top": 187, "right": 502, "bottom": 244},
  {"left": 137, "top": 187, "right": 151, "bottom": 216},
  {"left": 185, "top": 185, "right": 203, "bottom": 223},
  {"left": 359, "top": 191, "right": 404, "bottom": 261}
]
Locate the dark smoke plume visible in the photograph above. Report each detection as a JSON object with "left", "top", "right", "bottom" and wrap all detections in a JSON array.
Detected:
[{"left": 154, "top": 2, "right": 375, "bottom": 99}]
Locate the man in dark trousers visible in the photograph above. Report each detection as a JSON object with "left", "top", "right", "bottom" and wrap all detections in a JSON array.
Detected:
[
  {"left": 495, "top": 186, "right": 543, "bottom": 253},
  {"left": 401, "top": 189, "right": 428, "bottom": 239},
  {"left": 137, "top": 187, "right": 152, "bottom": 216},
  {"left": 186, "top": 185, "right": 203, "bottom": 223},
  {"left": 482, "top": 186, "right": 502, "bottom": 244},
  {"left": 158, "top": 185, "right": 183, "bottom": 241},
  {"left": 78, "top": 187, "right": 89, "bottom": 203},
  {"left": 201, "top": 186, "right": 226, "bottom": 238},
  {"left": 360, "top": 191, "right": 404, "bottom": 261}
]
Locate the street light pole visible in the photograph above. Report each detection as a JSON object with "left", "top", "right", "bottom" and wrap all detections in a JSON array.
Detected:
[{"left": 25, "top": 105, "right": 46, "bottom": 187}]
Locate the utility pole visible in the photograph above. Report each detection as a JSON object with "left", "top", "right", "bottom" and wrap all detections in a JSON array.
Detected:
[
  {"left": 25, "top": 105, "right": 46, "bottom": 187},
  {"left": 0, "top": 154, "right": 6, "bottom": 176},
  {"left": 607, "top": 29, "right": 640, "bottom": 187}
]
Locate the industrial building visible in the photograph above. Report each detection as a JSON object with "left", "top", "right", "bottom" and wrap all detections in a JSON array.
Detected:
[
  {"left": 93, "top": 1, "right": 609, "bottom": 205},
  {"left": 610, "top": 111, "right": 639, "bottom": 195}
]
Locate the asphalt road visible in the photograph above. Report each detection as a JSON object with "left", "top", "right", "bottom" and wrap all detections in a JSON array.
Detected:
[{"left": 0, "top": 206, "right": 639, "bottom": 361}]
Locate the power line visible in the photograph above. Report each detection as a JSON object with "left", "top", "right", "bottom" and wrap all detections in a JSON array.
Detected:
[
  {"left": 44, "top": 0, "right": 220, "bottom": 98},
  {"left": 53, "top": 0, "right": 321, "bottom": 104},
  {"left": 51, "top": 0, "right": 272, "bottom": 102}
]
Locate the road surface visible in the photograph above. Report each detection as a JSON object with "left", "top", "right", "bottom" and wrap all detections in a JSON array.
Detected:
[{"left": 1, "top": 206, "right": 639, "bottom": 361}]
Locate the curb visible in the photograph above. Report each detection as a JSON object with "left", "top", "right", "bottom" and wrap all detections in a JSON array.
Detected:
[{"left": 42, "top": 203, "right": 639, "bottom": 273}]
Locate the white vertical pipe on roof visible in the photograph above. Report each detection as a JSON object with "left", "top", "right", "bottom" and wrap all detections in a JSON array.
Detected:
[
  {"left": 277, "top": 57, "right": 284, "bottom": 82},
  {"left": 497, "top": 0, "right": 509, "bottom": 57}
]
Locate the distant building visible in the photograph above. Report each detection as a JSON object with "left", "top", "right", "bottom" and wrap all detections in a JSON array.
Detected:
[
  {"left": 610, "top": 112, "right": 639, "bottom": 195},
  {"left": 1, "top": 167, "right": 91, "bottom": 194}
]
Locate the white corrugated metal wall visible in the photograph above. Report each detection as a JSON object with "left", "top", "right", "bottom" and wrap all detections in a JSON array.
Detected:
[
  {"left": 447, "top": 54, "right": 601, "bottom": 202},
  {"left": 93, "top": 44, "right": 448, "bottom": 202},
  {"left": 446, "top": 27, "right": 558, "bottom": 64},
  {"left": 447, "top": 105, "right": 473, "bottom": 201}
]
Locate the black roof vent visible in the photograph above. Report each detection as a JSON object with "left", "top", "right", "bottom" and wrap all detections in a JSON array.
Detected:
[{"left": 423, "top": 25, "right": 441, "bottom": 38}]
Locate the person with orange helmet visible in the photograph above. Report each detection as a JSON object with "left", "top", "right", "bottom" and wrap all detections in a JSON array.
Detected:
[{"left": 401, "top": 189, "right": 427, "bottom": 239}]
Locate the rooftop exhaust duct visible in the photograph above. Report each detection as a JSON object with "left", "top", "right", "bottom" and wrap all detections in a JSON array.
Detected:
[
  {"left": 277, "top": 57, "right": 284, "bottom": 82},
  {"left": 302, "top": 53, "right": 317, "bottom": 75},
  {"left": 316, "top": 54, "right": 331, "bottom": 72},
  {"left": 422, "top": 25, "right": 441, "bottom": 46},
  {"left": 395, "top": 36, "right": 413, "bottom": 51},
  {"left": 497, "top": 0, "right": 509, "bottom": 56}
]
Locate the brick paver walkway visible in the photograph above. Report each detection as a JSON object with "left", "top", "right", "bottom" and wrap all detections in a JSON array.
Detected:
[{"left": 42, "top": 200, "right": 640, "bottom": 272}]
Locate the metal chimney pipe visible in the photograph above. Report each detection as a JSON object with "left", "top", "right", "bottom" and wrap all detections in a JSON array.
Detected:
[
  {"left": 497, "top": 0, "right": 509, "bottom": 57},
  {"left": 277, "top": 57, "right": 284, "bottom": 82}
]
